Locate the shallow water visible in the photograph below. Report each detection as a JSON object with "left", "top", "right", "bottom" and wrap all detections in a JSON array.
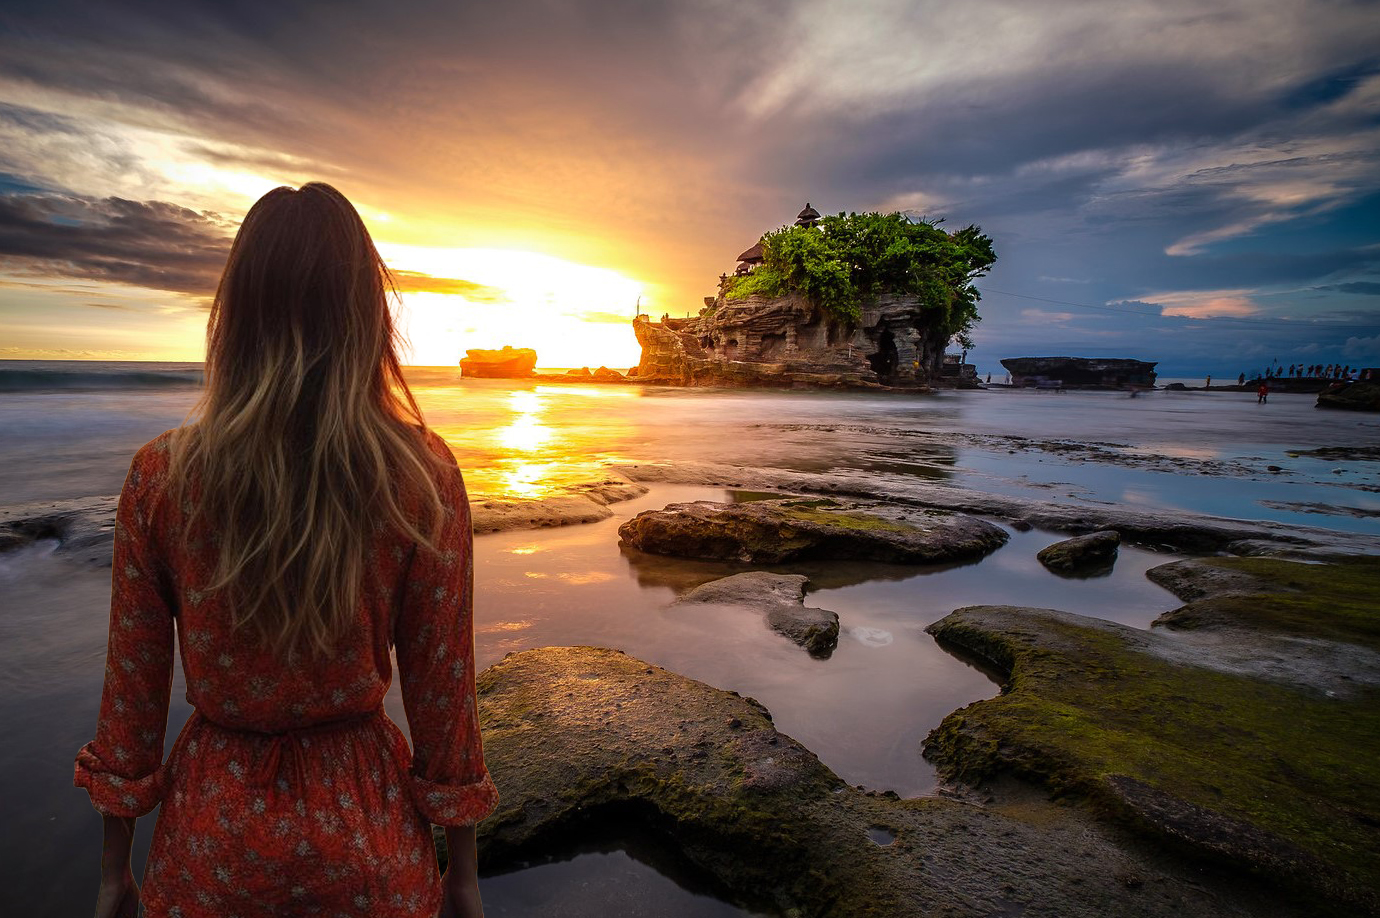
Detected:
[{"left": 3, "top": 361, "right": 1377, "bottom": 916}]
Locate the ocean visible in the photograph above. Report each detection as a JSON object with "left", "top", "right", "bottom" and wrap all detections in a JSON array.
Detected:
[{"left": 2, "top": 360, "right": 1377, "bottom": 916}]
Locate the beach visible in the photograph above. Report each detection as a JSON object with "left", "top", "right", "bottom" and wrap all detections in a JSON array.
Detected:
[{"left": 3, "top": 360, "right": 1379, "bottom": 916}]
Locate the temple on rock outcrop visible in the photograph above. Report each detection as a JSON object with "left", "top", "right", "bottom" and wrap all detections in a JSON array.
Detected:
[{"left": 633, "top": 204, "right": 991, "bottom": 389}]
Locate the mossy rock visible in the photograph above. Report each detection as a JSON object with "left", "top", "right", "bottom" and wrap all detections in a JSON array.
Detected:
[
  {"left": 459, "top": 646, "right": 1311, "bottom": 917},
  {"left": 923, "top": 556, "right": 1380, "bottom": 915},
  {"left": 617, "top": 497, "right": 1008, "bottom": 564},
  {"left": 1036, "top": 530, "right": 1120, "bottom": 576}
]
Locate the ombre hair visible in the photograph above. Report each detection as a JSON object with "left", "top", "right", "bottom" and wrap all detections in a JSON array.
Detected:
[{"left": 169, "top": 182, "right": 446, "bottom": 660}]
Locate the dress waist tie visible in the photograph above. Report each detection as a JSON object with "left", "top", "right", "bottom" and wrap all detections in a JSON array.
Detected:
[{"left": 199, "top": 706, "right": 386, "bottom": 793}]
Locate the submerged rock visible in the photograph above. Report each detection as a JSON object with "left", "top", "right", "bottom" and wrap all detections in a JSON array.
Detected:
[
  {"left": 924, "top": 555, "right": 1380, "bottom": 914},
  {"left": 1036, "top": 529, "right": 1120, "bottom": 575},
  {"left": 618, "top": 497, "right": 1008, "bottom": 564},
  {"left": 470, "top": 473, "right": 648, "bottom": 533},
  {"left": 0, "top": 496, "right": 119, "bottom": 566},
  {"left": 464, "top": 645, "right": 1302, "bottom": 917},
  {"left": 675, "top": 571, "right": 840, "bottom": 657}
]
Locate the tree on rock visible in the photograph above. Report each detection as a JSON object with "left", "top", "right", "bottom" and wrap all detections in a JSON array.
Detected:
[{"left": 724, "top": 212, "right": 997, "bottom": 352}]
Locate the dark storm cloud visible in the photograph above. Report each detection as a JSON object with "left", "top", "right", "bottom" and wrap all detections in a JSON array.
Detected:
[{"left": 0, "top": 192, "right": 232, "bottom": 295}]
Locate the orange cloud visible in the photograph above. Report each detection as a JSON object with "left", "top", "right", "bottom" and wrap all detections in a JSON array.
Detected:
[
  {"left": 390, "top": 270, "right": 509, "bottom": 302},
  {"left": 1145, "top": 289, "right": 1261, "bottom": 318}
]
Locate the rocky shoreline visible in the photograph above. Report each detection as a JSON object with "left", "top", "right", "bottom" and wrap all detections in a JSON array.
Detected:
[
  {"left": 439, "top": 550, "right": 1379, "bottom": 916},
  {"left": 10, "top": 444, "right": 1378, "bottom": 915},
  {"left": 456, "top": 644, "right": 1327, "bottom": 917}
]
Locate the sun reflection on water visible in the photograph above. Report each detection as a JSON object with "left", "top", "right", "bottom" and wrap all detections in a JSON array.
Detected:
[
  {"left": 493, "top": 391, "right": 560, "bottom": 497},
  {"left": 418, "top": 378, "right": 640, "bottom": 501},
  {"left": 498, "top": 391, "right": 552, "bottom": 451}
]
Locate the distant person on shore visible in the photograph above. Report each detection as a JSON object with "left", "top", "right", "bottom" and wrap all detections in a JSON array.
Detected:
[
  {"left": 1238, "top": 372, "right": 1246, "bottom": 386},
  {"left": 75, "top": 183, "right": 497, "bottom": 918},
  {"left": 1205, "top": 374, "right": 1211, "bottom": 388},
  {"left": 1257, "top": 382, "right": 1269, "bottom": 404}
]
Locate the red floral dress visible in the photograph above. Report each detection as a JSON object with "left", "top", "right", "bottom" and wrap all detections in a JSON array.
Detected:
[{"left": 75, "top": 430, "right": 498, "bottom": 917}]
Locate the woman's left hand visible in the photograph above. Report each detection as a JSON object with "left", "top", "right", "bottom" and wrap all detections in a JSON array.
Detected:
[{"left": 94, "top": 866, "right": 140, "bottom": 918}]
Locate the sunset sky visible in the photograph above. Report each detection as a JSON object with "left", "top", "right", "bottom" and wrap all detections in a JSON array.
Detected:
[{"left": 1, "top": 0, "right": 1378, "bottom": 374}]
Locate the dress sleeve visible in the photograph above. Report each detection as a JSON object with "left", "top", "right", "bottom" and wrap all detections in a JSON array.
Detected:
[
  {"left": 396, "top": 449, "right": 499, "bottom": 826},
  {"left": 74, "top": 444, "right": 176, "bottom": 817}
]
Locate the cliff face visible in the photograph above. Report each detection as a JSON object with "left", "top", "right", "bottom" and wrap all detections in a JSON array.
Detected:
[
  {"left": 1000, "top": 356, "right": 1157, "bottom": 389},
  {"left": 634, "top": 293, "right": 949, "bottom": 388}
]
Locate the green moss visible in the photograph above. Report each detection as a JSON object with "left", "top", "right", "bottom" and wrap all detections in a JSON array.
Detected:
[
  {"left": 775, "top": 500, "right": 917, "bottom": 533},
  {"left": 1172, "top": 556, "right": 1380, "bottom": 650},
  {"left": 926, "top": 571, "right": 1380, "bottom": 912}
]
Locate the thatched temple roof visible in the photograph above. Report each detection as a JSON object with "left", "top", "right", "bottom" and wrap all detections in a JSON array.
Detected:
[{"left": 736, "top": 241, "right": 765, "bottom": 263}]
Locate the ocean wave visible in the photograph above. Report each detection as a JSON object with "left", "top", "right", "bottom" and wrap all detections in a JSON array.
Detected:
[{"left": 0, "top": 366, "right": 204, "bottom": 392}]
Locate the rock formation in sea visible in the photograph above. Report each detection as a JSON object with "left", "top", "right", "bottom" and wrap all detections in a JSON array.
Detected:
[
  {"left": 633, "top": 294, "right": 963, "bottom": 388},
  {"left": 459, "top": 346, "right": 537, "bottom": 378},
  {"left": 1000, "top": 356, "right": 1158, "bottom": 389},
  {"left": 633, "top": 206, "right": 995, "bottom": 389}
]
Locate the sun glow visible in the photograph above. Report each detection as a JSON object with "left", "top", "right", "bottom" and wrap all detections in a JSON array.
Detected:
[{"left": 378, "top": 244, "right": 647, "bottom": 368}]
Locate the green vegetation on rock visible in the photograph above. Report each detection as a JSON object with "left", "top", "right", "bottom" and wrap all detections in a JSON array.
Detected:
[
  {"left": 1156, "top": 555, "right": 1380, "bottom": 649},
  {"left": 924, "top": 557, "right": 1380, "bottom": 915},
  {"left": 722, "top": 211, "right": 996, "bottom": 341}
]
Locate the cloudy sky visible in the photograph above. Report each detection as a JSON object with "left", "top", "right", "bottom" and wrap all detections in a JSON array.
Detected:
[{"left": 1, "top": 0, "right": 1378, "bottom": 374}]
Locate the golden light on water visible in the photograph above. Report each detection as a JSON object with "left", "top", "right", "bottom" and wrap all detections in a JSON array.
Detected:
[
  {"left": 380, "top": 244, "right": 647, "bottom": 369},
  {"left": 494, "top": 390, "right": 557, "bottom": 498},
  {"left": 497, "top": 392, "right": 551, "bottom": 452}
]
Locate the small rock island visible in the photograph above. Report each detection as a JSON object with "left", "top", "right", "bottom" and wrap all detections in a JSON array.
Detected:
[
  {"left": 634, "top": 205, "right": 995, "bottom": 389},
  {"left": 1001, "top": 356, "right": 1158, "bottom": 389},
  {"left": 459, "top": 346, "right": 537, "bottom": 378}
]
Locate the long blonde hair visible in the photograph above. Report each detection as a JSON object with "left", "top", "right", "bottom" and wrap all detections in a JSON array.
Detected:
[{"left": 169, "top": 182, "right": 446, "bottom": 660}]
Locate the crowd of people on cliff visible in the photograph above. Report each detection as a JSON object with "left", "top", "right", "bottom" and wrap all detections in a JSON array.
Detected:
[{"left": 1237, "top": 363, "right": 1360, "bottom": 384}]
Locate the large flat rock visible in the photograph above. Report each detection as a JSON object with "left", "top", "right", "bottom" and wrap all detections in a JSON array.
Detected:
[
  {"left": 923, "top": 557, "right": 1380, "bottom": 915},
  {"left": 618, "top": 497, "right": 1008, "bottom": 564},
  {"left": 465, "top": 645, "right": 1301, "bottom": 917}
]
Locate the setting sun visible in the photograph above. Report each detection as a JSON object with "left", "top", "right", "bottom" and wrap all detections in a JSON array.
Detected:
[{"left": 380, "top": 244, "right": 647, "bottom": 369}]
